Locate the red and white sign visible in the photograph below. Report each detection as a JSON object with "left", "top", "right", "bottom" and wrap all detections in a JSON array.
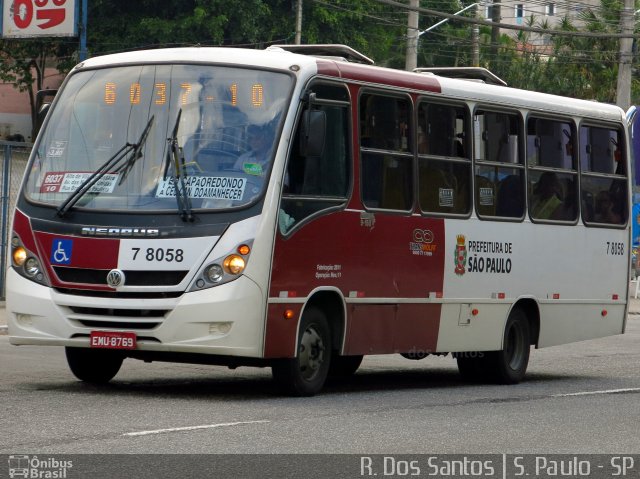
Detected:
[
  {"left": 39, "top": 171, "right": 119, "bottom": 194},
  {"left": 2, "top": 0, "right": 77, "bottom": 38}
]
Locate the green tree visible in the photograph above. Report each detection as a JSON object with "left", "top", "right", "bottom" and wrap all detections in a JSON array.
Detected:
[
  {"left": 481, "top": 0, "right": 640, "bottom": 104},
  {"left": 0, "top": 39, "right": 75, "bottom": 140},
  {"left": 85, "top": 0, "right": 409, "bottom": 65}
]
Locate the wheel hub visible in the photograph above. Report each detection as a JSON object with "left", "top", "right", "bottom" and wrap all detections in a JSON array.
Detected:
[{"left": 299, "top": 326, "right": 325, "bottom": 380}]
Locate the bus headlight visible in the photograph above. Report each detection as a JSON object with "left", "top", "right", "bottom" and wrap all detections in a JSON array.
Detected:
[
  {"left": 24, "top": 257, "right": 41, "bottom": 277},
  {"left": 205, "top": 264, "right": 224, "bottom": 283},
  {"left": 12, "top": 246, "right": 27, "bottom": 267},
  {"left": 189, "top": 241, "right": 253, "bottom": 291},
  {"left": 10, "top": 234, "right": 50, "bottom": 286},
  {"left": 223, "top": 255, "right": 245, "bottom": 275}
]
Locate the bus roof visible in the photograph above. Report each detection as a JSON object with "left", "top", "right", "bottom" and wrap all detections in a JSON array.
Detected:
[
  {"left": 76, "top": 46, "right": 625, "bottom": 124},
  {"left": 77, "top": 46, "right": 320, "bottom": 72}
]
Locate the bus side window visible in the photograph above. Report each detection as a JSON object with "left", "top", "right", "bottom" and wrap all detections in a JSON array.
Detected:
[
  {"left": 360, "top": 93, "right": 413, "bottom": 211},
  {"left": 279, "top": 83, "right": 351, "bottom": 235},
  {"left": 417, "top": 101, "right": 471, "bottom": 216},
  {"left": 474, "top": 109, "right": 524, "bottom": 220},
  {"left": 527, "top": 117, "right": 578, "bottom": 223},
  {"left": 580, "top": 125, "right": 627, "bottom": 226}
]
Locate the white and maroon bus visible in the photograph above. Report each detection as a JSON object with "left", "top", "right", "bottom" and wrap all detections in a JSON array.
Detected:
[{"left": 6, "top": 45, "right": 631, "bottom": 395}]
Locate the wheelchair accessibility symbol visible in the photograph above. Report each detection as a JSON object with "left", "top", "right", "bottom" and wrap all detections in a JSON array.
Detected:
[{"left": 50, "top": 239, "right": 73, "bottom": 265}]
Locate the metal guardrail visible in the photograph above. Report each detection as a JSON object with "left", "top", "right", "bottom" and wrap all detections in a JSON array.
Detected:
[{"left": 0, "top": 141, "right": 31, "bottom": 300}]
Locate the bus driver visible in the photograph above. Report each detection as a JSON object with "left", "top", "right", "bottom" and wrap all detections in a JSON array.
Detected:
[{"left": 234, "top": 125, "right": 272, "bottom": 177}]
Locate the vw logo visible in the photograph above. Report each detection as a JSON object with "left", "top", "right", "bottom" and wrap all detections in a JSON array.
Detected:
[{"left": 106, "top": 269, "right": 125, "bottom": 288}]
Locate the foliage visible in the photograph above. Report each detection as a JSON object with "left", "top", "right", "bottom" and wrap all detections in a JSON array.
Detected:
[
  {"left": 84, "top": 0, "right": 411, "bottom": 66},
  {"left": 2, "top": 0, "right": 640, "bottom": 137},
  {"left": 0, "top": 38, "right": 75, "bottom": 139},
  {"left": 476, "top": 0, "right": 640, "bottom": 105}
]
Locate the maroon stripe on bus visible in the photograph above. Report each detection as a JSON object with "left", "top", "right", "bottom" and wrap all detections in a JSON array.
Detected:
[{"left": 317, "top": 59, "right": 442, "bottom": 94}]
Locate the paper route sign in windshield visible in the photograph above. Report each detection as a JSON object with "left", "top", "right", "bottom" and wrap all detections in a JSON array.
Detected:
[{"left": 156, "top": 176, "right": 247, "bottom": 200}]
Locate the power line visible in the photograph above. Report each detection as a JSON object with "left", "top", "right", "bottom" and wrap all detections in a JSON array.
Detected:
[{"left": 374, "top": 0, "right": 640, "bottom": 38}]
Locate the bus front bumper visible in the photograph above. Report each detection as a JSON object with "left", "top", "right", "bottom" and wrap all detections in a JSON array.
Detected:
[{"left": 6, "top": 268, "right": 266, "bottom": 358}]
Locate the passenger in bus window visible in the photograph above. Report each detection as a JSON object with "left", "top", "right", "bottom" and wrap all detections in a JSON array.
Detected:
[
  {"left": 531, "top": 172, "right": 563, "bottom": 219},
  {"left": 594, "top": 190, "right": 623, "bottom": 224},
  {"left": 417, "top": 127, "right": 428, "bottom": 154},
  {"left": 552, "top": 178, "right": 577, "bottom": 221}
]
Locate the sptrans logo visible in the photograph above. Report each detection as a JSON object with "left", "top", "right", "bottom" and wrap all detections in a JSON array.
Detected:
[
  {"left": 7, "top": 455, "right": 73, "bottom": 478},
  {"left": 409, "top": 228, "right": 437, "bottom": 256},
  {"left": 454, "top": 235, "right": 467, "bottom": 276}
]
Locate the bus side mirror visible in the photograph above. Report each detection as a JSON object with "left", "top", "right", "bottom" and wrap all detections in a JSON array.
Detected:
[
  {"left": 37, "top": 103, "right": 51, "bottom": 132},
  {"left": 35, "top": 89, "right": 57, "bottom": 136},
  {"left": 300, "top": 110, "right": 326, "bottom": 158}
]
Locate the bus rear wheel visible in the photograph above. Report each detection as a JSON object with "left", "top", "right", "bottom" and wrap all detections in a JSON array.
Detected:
[
  {"left": 456, "top": 307, "right": 530, "bottom": 384},
  {"left": 272, "top": 307, "right": 331, "bottom": 396},
  {"left": 65, "top": 347, "right": 124, "bottom": 384},
  {"left": 489, "top": 307, "right": 531, "bottom": 384}
]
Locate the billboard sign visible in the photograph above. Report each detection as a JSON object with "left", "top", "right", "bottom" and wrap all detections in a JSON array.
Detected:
[{"left": 1, "top": 0, "right": 78, "bottom": 37}]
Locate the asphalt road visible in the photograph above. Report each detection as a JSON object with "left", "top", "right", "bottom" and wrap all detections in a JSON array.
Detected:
[{"left": 1, "top": 314, "right": 640, "bottom": 456}]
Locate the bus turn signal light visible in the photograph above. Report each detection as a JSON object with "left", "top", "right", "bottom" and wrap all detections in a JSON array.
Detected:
[
  {"left": 284, "top": 309, "right": 295, "bottom": 320},
  {"left": 237, "top": 244, "right": 251, "bottom": 255}
]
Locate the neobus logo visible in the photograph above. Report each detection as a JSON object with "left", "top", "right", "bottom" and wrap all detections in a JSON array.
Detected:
[{"left": 81, "top": 227, "right": 160, "bottom": 237}]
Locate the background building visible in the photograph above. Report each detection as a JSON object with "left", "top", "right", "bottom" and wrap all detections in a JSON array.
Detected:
[
  {"left": 481, "top": 0, "right": 602, "bottom": 49},
  {"left": 0, "top": 68, "right": 63, "bottom": 142}
]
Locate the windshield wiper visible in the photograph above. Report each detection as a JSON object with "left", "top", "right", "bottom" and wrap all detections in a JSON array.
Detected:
[
  {"left": 56, "top": 116, "right": 155, "bottom": 218},
  {"left": 166, "top": 109, "right": 193, "bottom": 222},
  {"left": 114, "top": 115, "right": 155, "bottom": 184}
]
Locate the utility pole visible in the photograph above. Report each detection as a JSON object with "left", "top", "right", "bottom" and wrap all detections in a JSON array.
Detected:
[
  {"left": 295, "top": 0, "right": 303, "bottom": 45},
  {"left": 471, "top": 2, "right": 481, "bottom": 67},
  {"left": 616, "top": 0, "right": 634, "bottom": 111},
  {"left": 489, "top": 1, "right": 500, "bottom": 65},
  {"left": 405, "top": 0, "right": 419, "bottom": 71}
]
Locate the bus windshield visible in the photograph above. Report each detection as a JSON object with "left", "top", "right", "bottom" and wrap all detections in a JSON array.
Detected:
[{"left": 25, "top": 64, "right": 293, "bottom": 212}]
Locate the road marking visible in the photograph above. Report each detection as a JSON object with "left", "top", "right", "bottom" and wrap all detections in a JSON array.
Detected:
[
  {"left": 123, "top": 420, "right": 270, "bottom": 437},
  {"left": 552, "top": 387, "right": 640, "bottom": 398}
]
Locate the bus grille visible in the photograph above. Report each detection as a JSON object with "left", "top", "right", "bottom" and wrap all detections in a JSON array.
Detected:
[
  {"left": 55, "top": 288, "right": 183, "bottom": 299},
  {"left": 76, "top": 320, "right": 161, "bottom": 330},
  {"left": 68, "top": 306, "right": 167, "bottom": 330},
  {"left": 53, "top": 267, "right": 188, "bottom": 286},
  {"left": 68, "top": 306, "right": 168, "bottom": 318}
]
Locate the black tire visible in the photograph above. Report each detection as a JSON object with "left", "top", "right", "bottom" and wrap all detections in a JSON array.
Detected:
[
  {"left": 401, "top": 351, "right": 429, "bottom": 360},
  {"left": 272, "top": 307, "right": 331, "bottom": 396},
  {"left": 65, "top": 347, "right": 124, "bottom": 384},
  {"left": 455, "top": 352, "right": 489, "bottom": 382},
  {"left": 456, "top": 308, "right": 530, "bottom": 384},
  {"left": 328, "top": 354, "right": 363, "bottom": 378},
  {"left": 485, "top": 308, "right": 531, "bottom": 384}
]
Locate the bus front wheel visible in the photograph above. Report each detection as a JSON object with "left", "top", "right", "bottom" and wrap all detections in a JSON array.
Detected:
[
  {"left": 272, "top": 307, "right": 331, "bottom": 396},
  {"left": 329, "top": 354, "right": 363, "bottom": 378},
  {"left": 65, "top": 347, "right": 124, "bottom": 384}
]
